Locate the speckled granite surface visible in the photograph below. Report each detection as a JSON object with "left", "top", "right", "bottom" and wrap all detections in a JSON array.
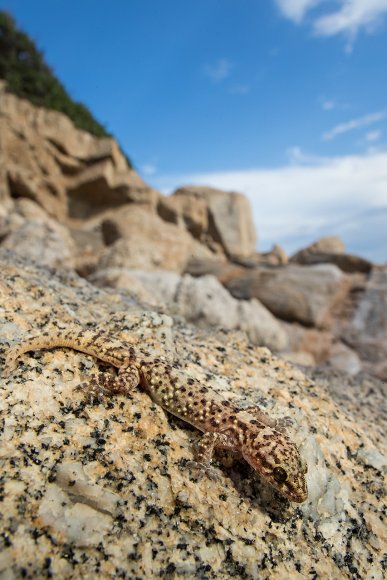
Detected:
[{"left": 0, "top": 251, "right": 385, "bottom": 579}]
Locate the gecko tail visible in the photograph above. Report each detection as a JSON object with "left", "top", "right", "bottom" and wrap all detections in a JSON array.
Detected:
[{"left": 2, "top": 333, "right": 78, "bottom": 377}]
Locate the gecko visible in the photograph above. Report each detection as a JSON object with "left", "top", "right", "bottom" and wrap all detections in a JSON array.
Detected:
[{"left": 2, "top": 328, "right": 308, "bottom": 503}]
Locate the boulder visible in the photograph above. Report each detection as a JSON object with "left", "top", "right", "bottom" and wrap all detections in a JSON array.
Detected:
[
  {"left": 177, "top": 274, "right": 240, "bottom": 329},
  {"left": 282, "top": 351, "right": 316, "bottom": 367},
  {"left": 185, "top": 256, "right": 245, "bottom": 284},
  {"left": 0, "top": 205, "right": 24, "bottom": 241},
  {"left": 292, "top": 236, "right": 345, "bottom": 258},
  {"left": 292, "top": 251, "right": 372, "bottom": 274},
  {"left": 256, "top": 244, "right": 288, "bottom": 265},
  {"left": 68, "top": 226, "right": 107, "bottom": 276},
  {"left": 89, "top": 268, "right": 166, "bottom": 307},
  {"left": 172, "top": 185, "right": 257, "bottom": 259},
  {"left": 327, "top": 342, "right": 362, "bottom": 375},
  {"left": 97, "top": 206, "right": 213, "bottom": 273},
  {"left": 291, "top": 236, "right": 372, "bottom": 274},
  {"left": 90, "top": 269, "right": 288, "bottom": 350},
  {"left": 236, "top": 298, "right": 288, "bottom": 351},
  {"left": 225, "top": 264, "right": 349, "bottom": 328},
  {"left": 178, "top": 275, "right": 288, "bottom": 350},
  {"left": 14, "top": 197, "right": 55, "bottom": 221},
  {"left": 66, "top": 159, "right": 157, "bottom": 219},
  {"left": 343, "top": 266, "right": 387, "bottom": 379},
  {"left": 281, "top": 322, "right": 333, "bottom": 363},
  {"left": 157, "top": 194, "right": 209, "bottom": 239},
  {"left": 2, "top": 217, "right": 75, "bottom": 269}
]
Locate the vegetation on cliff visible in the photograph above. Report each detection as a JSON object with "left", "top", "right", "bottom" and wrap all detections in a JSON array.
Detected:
[{"left": 0, "top": 11, "right": 132, "bottom": 167}]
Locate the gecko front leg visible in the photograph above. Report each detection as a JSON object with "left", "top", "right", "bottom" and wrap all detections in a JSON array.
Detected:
[{"left": 187, "top": 431, "right": 235, "bottom": 481}]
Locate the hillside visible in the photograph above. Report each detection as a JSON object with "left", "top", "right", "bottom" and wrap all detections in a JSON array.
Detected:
[{"left": 0, "top": 11, "right": 132, "bottom": 167}]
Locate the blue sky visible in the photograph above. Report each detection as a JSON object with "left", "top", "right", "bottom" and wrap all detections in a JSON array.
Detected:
[{"left": 1, "top": 0, "right": 387, "bottom": 262}]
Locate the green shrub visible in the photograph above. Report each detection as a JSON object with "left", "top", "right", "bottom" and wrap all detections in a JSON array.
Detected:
[{"left": 0, "top": 11, "right": 132, "bottom": 167}]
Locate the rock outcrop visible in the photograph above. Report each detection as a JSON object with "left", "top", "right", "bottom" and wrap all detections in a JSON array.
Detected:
[
  {"left": 91, "top": 268, "right": 288, "bottom": 351},
  {"left": 0, "top": 251, "right": 385, "bottom": 578},
  {"left": 1, "top": 86, "right": 386, "bottom": 380},
  {"left": 225, "top": 263, "right": 349, "bottom": 328},
  {"left": 0, "top": 84, "right": 258, "bottom": 272},
  {"left": 292, "top": 235, "right": 346, "bottom": 257},
  {"left": 0, "top": 81, "right": 154, "bottom": 221},
  {"left": 291, "top": 236, "right": 372, "bottom": 274},
  {"left": 97, "top": 206, "right": 213, "bottom": 273},
  {"left": 343, "top": 266, "right": 387, "bottom": 379},
  {"left": 161, "top": 185, "right": 257, "bottom": 259}
]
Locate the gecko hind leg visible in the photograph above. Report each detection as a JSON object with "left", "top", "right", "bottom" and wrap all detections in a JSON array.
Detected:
[{"left": 77, "top": 365, "right": 140, "bottom": 403}]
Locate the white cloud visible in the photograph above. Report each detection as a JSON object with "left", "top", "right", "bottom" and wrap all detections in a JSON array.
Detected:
[
  {"left": 275, "top": 0, "right": 387, "bottom": 44},
  {"left": 365, "top": 129, "right": 381, "bottom": 142},
  {"left": 275, "top": 0, "right": 323, "bottom": 23},
  {"left": 323, "top": 110, "right": 386, "bottom": 140},
  {"left": 286, "top": 145, "right": 328, "bottom": 164},
  {"left": 204, "top": 59, "right": 233, "bottom": 82},
  {"left": 154, "top": 149, "right": 387, "bottom": 263},
  {"left": 319, "top": 96, "right": 351, "bottom": 112},
  {"left": 141, "top": 163, "right": 157, "bottom": 176},
  {"left": 314, "top": 0, "right": 387, "bottom": 37}
]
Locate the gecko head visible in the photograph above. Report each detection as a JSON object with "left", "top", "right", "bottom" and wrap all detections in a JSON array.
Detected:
[{"left": 242, "top": 429, "right": 308, "bottom": 503}]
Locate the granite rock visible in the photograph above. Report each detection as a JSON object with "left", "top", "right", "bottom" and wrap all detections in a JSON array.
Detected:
[
  {"left": 326, "top": 342, "right": 362, "bottom": 376},
  {"left": 291, "top": 236, "right": 372, "bottom": 274},
  {"left": 291, "top": 251, "right": 373, "bottom": 274},
  {"left": 225, "top": 264, "right": 349, "bottom": 328},
  {"left": 157, "top": 192, "right": 209, "bottom": 240},
  {"left": 90, "top": 267, "right": 180, "bottom": 308},
  {"left": 66, "top": 159, "right": 158, "bottom": 219},
  {"left": 177, "top": 274, "right": 288, "bottom": 350},
  {"left": 0, "top": 81, "right": 156, "bottom": 221},
  {"left": 292, "top": 236, "right": 346, "bottom": 258},
  {"left": 90, "top": 269, "right": 288, "bottom": 351},
  {"left": 172, "top": 186, "right": 257, "bottom": 259},
  {"left": 185, "top": 255, "right": 246, "bottom": 284},
  {"left": 281, "top": 323, "right": 333, "bottom": 364},
  {"left": 343, "top": 266, "right": 387, "bottom": 379},
  {"left": 97, "top": 206, "right": 213, "bottom": 273},
  {"left": 256, "top": 243, "right": 288, "bottom": 265},
  {"left": 0, "top": 250, "right": 384, "bottom": 579},
  {"left": 2, "top": 217, "right": 76, "bottom": 269}
]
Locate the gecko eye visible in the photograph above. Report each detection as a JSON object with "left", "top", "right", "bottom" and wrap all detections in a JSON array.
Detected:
[{"left": 273, "top": 466, "right": 288, "bottom": 484}]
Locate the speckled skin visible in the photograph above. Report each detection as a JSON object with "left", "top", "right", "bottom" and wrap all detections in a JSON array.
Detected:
[{"left": 3, "top": 329, "right": 308, "bottom": 503}]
